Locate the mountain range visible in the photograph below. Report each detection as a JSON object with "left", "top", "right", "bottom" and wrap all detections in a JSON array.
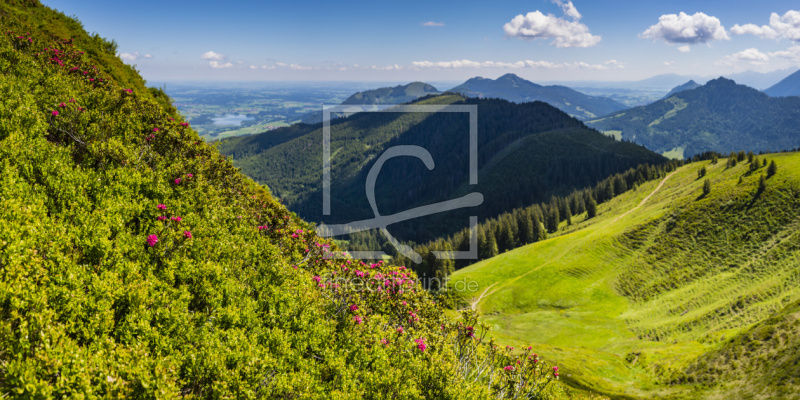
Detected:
[
  {"left": 588, "top": 77, "right": 800, "bottom": 158},
  {"left": 342, "top": 81, "right": 440, "bottom": 104},
  {"left": 219, "top": 94, "right": 665, "bottom": 243},
  {"left": 448, "top": 73, "right": 627, "bottom": 120}
]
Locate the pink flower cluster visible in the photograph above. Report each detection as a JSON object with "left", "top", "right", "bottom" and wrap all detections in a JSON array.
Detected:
[
  {"left": 414, "top": 337, "right": 426, "bottom": 352},
  {"left": 147, "top": 234, "right": 158, "bottom": 247},
  {"left": 353, "top": 316, "right": 363, "bottom": 325},
  {"left": 349, "top": 304, "right": 358, "bottom": 312},
  {"left": 183, "top": 230, "right": 192, "bottom": 239}
]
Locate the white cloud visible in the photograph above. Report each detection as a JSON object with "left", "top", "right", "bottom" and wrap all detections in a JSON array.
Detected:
[
  {"left": 678, "top": 45, "right": 691, "bottom": 52},
  {"left": 411, "top": 59, "right": 623, "bottom": 70},
  {"left": 370, "top": 64, "right": 403, "bottom": 70},
  {"left": 289, "top": 63, "right": 312, "bottom": 70},
  {"left": 503, "top": 1, "right": 600, "bottom": 48},
  {"left": 641, "top": 12, "right": 729, "bottom": 44},
  {"left": 552, "top": 0, "right": 581, "bottom": 20},
  {"left": 664, "top": 61, "right": 675, "bottom": 67},
  {"left": 731, "top": 10, "right": 800, "bottom": 41},
  {"left": 769, "top": 44, "right": 800, "bottom": 60},
  {"left": 422, "top": 21, "right": 444, "bottom": 27},
  {"left": 261, "top": 65, "right": 276, "bottom": 70},
  {"left": 201, "top": 51, "right": 225, "bottom": 61},
  {"left": 716, "top": 47, "right": 800, "bottom": 71},
  {"left": 119, "top": 51, "right": 152, "bottom": 61},
  {"left": 249, "top": 65, "right": 258, "bottom": 70},
  {"left": 208, "top": 60, "right": 233, "bottom": 69}
]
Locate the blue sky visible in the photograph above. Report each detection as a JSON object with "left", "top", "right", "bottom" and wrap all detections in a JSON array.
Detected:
[{"left": 42, "top": 0, "right": 800, "bottom": 83}]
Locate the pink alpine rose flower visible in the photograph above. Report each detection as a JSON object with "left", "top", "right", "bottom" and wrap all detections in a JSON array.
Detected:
[{"left": 146, "top": 235, "right": 158, "bottom": 247}]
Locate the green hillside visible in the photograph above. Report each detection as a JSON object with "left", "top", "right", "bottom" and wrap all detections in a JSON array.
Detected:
[
  {"left": 219, "top": 96, "right": 665, "bottom": 244},
  {"left": 0, "top": 2, "right": 591, "bottom": 398},
  {"left": 587, "top": 78, "right": 800, "bottom": 158},
  {"left": 450, "top": 74, "right": 627, "bottom": 120},
  {"left": 450, "top": 151, "right": 800, "bottom": 398}
]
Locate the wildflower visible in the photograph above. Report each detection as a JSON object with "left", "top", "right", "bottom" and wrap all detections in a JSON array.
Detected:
[
  {"left": 174, "top": 178, "right": 181, "bottom": 185},
  {"left": 123, "top": 88, "right": 132, "bottom": 94},
  {"left": 157, "top": 216, "right": 167, "bottom": 221},
  {"left": 380, "top": 338, "right": 388, "bottom": 345},
  {"left": 296, "top": 229, "right": 303, "bottom": 234},
  {"left": 157, "top": 204, "right": 167, "bottom": 210},
  {"left": 396, "top": 326, "right": 404, "bottom": 334},
  {"left": 146, "top": 234, "right": 158, "bottom": 247},
  {"left": 349, "top": 304, "right": 358, "bottom": 312},
  {"left": 291, "top": 233, "right": 299, "bottom": 238},
  {"left": 466, "top": 326, "right": 474, "bottom": 338},
  {"left": 58, "top": 102, "right": 66, "bottom": 108},
  {"left": 313, "top": 276, "right": 321, "bottom": 283},
  {"left": 185, "top": 173, "right": 193, "bottom": 178},
  {"left": 353, "top": 316, "right": 363, "bottom": 325},
  {"left": 69, "top": 98, "right": 76, "bottom": 103},
  {"left": 171, "top": 216, "right": 182, "bottom": 222},
  {"left": 51, "top": 110, "right": 58, "bottom": 116},
  {"left": 180, "top": 122, "right": 189, "bottom": 127},
  {"left": 414, "top": 337, "right": 426, "bottom": 352},
  {"left": 504, "top": 366, "right": 514, "bottom": 371}
]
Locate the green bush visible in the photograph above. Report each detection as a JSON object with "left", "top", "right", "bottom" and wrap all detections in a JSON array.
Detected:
[{"left": 0, "top": 2, "right": 578, "bottom": 399}]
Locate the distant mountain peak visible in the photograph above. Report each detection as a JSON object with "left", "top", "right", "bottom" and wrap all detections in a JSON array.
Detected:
[
  {"left": 664, "top": 80, "right": 702, "bottom": 98},
  {"left": 764, "top": 69, "right": 800, "bottom": 97},
  {"left": 706, "top": 77, "right": 736, "bottom": 86},
  {"left": 449, "top": 74, "right": 625, "bottom": 120}
]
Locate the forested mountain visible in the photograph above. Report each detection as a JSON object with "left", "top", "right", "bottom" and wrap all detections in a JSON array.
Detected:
[
  {"left": 449, "top": 73, "right": 627, "bottom": 120},
  {"left": 342, "top": 81, "right": 440, "bottom": 104},
  {"left": 663, "top": 80, "right": 700, "bottom": 98},
  {"left": 764, "top": 69, "right": 800, "bottom": 97},
  {"left": 0, "top": 1, "right": 577, "bottom": 398},
  {"left": 219, "top": 94, "right": 665, "bottom": 244},
  {"left": 451, "top": 151, "right": 800, "bottom": 398},
  {"left": 588, "top": 78, "right": 800, "bottom": 158}
]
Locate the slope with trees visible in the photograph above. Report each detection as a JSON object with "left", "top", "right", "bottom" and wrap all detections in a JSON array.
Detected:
[{"left": 588, "top": 78, "right": 800, "bottom": 158}]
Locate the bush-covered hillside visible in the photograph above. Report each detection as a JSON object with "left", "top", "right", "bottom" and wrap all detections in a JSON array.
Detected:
[{"left": 0, "top": 1, "right": 583, "bottom": 398}]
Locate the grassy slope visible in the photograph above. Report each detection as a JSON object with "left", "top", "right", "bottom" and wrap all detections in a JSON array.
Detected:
[{"left": 450, "top": 152, "right": 800, "bottom": 398}]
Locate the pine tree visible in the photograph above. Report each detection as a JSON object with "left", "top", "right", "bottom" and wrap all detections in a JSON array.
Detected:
[
  {"left": 747, "top": 151, "right": 754, "bottom": 163},
  {"left": 738, "top": 176, "right": 743, "bottom": 184},
  {"left": 703, "top": 178, "right": 711, "bottom": 196},
  {"left": 750, "top": 157, "right": 760, "bottom": 172},
  {"left": 546, "top": 205, "right": 560, "bottom": 233},
  {"left": 711, "top": 153, "right": 719, "bottom": 165},
  {"left": 586, "top": 196, "right": 597, "bottom": 219},
  {"left": 737, "top": 151, "right": 746, "bottom": 161},
  {"left": 758, "top": 174, "right": 767, "bottom": 193},
  {"left": 762, "top": 158, "right": 768, "bottom": 167},
  {"left": 698, "top": 165, "right": 707, "bottom": 178},
  {"left": 767, "top": 160, "right": 777, "bottom": 177}
]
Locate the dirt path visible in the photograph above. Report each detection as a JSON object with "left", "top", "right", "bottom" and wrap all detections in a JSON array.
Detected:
[
  {"left": 470, "top": 282, "right": 497, "bottom": 310},
  {"left": 470, "top": 171, "right": 675, "bottom": 310},
  {"left": 609, "top": 172, "right": 674, "bottom": 225}
]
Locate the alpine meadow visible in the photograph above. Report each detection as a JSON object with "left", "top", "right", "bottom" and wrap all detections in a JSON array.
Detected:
[{"left": 4, "top": 0, "right": 800, "bottom": 399}]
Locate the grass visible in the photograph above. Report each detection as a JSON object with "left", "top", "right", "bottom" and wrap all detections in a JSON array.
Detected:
[{"left": 449, "top": 152, "right": 800, "bottom": 398}]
